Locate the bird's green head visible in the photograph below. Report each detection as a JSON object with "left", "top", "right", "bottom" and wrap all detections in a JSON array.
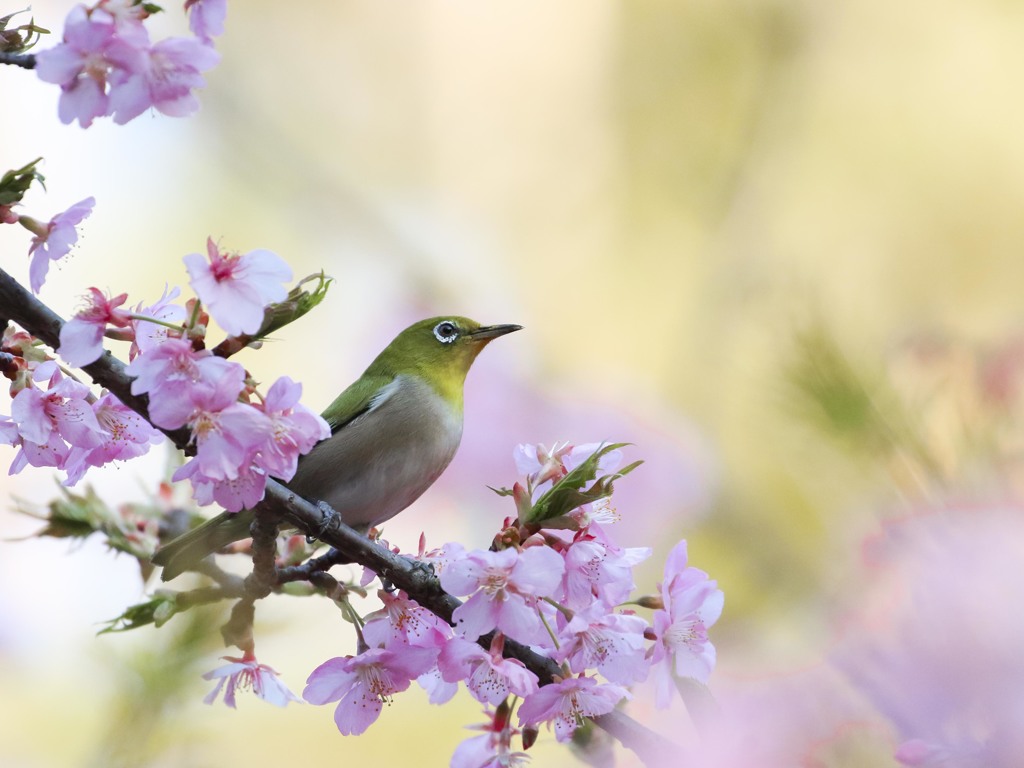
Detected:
[{"left": 372, "top": 316, "right": 521, "bottom": 405}]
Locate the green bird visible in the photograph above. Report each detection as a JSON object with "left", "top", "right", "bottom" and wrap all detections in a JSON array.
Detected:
[{"left": 152, "top": 316, "right": 521, "bottom": 580}]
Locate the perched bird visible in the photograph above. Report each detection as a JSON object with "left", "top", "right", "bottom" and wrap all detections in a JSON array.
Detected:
[{"left": 152, "top": 316, "right": 521, "bottom": 580}]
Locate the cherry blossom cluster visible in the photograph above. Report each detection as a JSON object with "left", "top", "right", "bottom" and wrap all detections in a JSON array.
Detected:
[
  {"left": 0, "top": 349, "right": 162, "bottom": 485},
  {"left": 204, "top": 443, "right": 724, "bottom": 766},
  {"left": 2, "top": 230, "right": 330, "bottom": 512},
  {"left": 34, "top": 0, "right": 226, "bottom": 128}
]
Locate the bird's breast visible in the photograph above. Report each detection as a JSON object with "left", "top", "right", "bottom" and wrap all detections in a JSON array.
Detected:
[{"left": 288, "top": 375, "right": 463, "bottom": 530}]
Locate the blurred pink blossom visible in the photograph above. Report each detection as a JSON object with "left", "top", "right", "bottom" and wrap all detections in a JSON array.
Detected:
[
  {"left": 452, "top": 707, "right": 529, "bottom": 768},
  {"left": 185, "top": 0, "right": 227, "bottom": 41},
  {"left": 108, "top": 36, "right": 220, "bottom": 123},
  {"left": 833, "top": 506, "right": 1024, "bottom": 767},
  {"left": 649, "top": 540, "right": 723, "bottom": 700},
  {"left": 203, "top": 653, "right": 300, "bottom": 708},
  {"left": 34, "top": 6, "right": 143, "bottom": 127}
]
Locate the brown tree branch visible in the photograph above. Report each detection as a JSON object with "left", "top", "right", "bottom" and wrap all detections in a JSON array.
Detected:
[{"left": 0, "top": 52, "right": 35, "bottom": 69}]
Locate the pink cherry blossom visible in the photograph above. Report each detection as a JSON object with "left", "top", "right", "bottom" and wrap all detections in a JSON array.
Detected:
[
  {"left": 184, "top": 238, "right": 292, "bottom": 337},
  {"left": 23, "top": 197, "right": 95, "bottom": 293},
  {"left": 0, "top": 417, "right": 19, "bottom": 448},
  {"left": 185, "top": 0, "right": 227, "bottom": 41},
  {"left": 129, "top": 286, "right": 187, "bottom": 358},
  {"left": 124, "top": 337, "right": 242, "bottom": 429},
  {"left": 2, "top": 405, "right": 65, "bottom": 475},
  {"left": 108, "top": 36, "right": 220, "bottom": 124},
  {"left": 6, "top": 428, "right": 69, "bottom": 474},
  {"left": 170, "top": 377, "right": 275, "bottom": 510},
  {"left": 5, "top": 368, "right": 106, "bottom": 480},
  {"left": 441, "top": 546, "right": 565, "bottom": 645},
  {"left": 437, "top": 635, "right": 539, "bottom": 706},
  {"left": 94, "top": 0, "right": 151, "bottom": 30},
  {"left": 416, "top": 666, "right": 458, "bottom": 705},
  {"left": 34, "top": 5, "right": 145, "bottom": 128},
  {"left": 649, "top": 540, "right": 723, "bottom": 702},
  {"left": 413, "top": 538, "right": 467, "bottom": 579},
  {"left": 62, "top": 392, "right": 162, "bottom": 485},
  {"left": 180, "top": 460, "right": 268, "bottom": 511},
  {"left": 561, "top": 533, "right": 650, "bottom": 610},
  {"left": 517, "top": 675, "right": 629, "bottom": 743},
  {"left": 10, "top": 371, "right": 105, "bottom": 451},
  {"left": 553, "top": 604, "right": 650, "bottom": 685},
  {"left": 304, "top": 646, "right": 438, "bottom": 735},
  {"left": 59, "top": 287, "right": 132, "bottom": 367},
  {"left": 203, "top": 653, "right": 301, "bottom": 708},
  {"left": 452, "top": 708, "right": 530, "bottom": 768},
  {"left": 513, "top": 441, "right": 572, "bottom": 488},
  {"left": 362, "top": 589, "right": 452, "bottom": 650},
  {"left": 252, "top": 376, "right": 330, "bottom": 481}
]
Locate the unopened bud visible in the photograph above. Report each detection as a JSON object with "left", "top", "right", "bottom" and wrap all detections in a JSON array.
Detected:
[
  {"left": 635, "top": 594, "right": 664, "bottom": 610},
  {"left": 521, "top": 725, "right": 539, "bottom": 751},
  {"left": 512, "top": 481, "right": 532, "bottom": 521},
  {"left": 492, "top": 524, "right": 521, "bottom": 550},
  {"left": 493, "top": 698, "right": 512, "bottom": 730}
]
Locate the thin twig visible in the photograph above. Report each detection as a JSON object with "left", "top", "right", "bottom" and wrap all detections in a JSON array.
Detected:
[
  {"left": 276, "top": 547, "right": 353, "bottom": 583},
  {"left": 175, "top": 584, "right": 245, "bottom": 609},
  {"left": 191, "top": 558, "right": 246, "bottom": 594}
]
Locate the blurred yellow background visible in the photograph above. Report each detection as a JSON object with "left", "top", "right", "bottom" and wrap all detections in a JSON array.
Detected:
[{"left": 3, "top": 0, "right": 1024, "bottom": 765}]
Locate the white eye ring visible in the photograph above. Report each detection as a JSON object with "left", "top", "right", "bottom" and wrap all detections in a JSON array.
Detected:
[{"left": 433, "top": 321, "right": 459, "bottom": 343}]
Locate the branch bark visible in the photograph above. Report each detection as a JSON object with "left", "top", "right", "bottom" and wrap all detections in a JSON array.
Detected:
[{"left": 0, "top": 52, "right": 36, "bottom": 69}]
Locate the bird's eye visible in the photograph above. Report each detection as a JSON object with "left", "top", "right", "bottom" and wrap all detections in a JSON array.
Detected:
[{"left": 433, "top": 321, "right": 459, "bottom": 344}]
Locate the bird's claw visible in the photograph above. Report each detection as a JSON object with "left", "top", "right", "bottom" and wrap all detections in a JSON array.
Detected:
[
  {"left": 306, "top": 501, "right": 339, "bottom": 544},
  {"left": 411, "top": 558, "right": 436, "bottom": 579}
]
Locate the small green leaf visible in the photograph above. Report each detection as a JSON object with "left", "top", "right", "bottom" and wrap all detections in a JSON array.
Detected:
[
  {"left": 16, "top": 484, "right": 108, "bottom": 540},
  {"left": 0, "top": 157, "right": 44, "bottom": 206},
  {"left": 525, "top": 443, "right": 642, "bottom": 524},
  {"left": 0, "top": 11, "right": 49, "bottom": 53},
  {"left": 487, "top": 485, "right": 516, "bottom": 497},
  {"left": 100, "top": 594, "right": 178, "bottom": 634}
]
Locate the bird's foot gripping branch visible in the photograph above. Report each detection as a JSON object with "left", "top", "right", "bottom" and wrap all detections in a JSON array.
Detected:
[{"left": 1, "top": 244, "right": 722, "bottom": 766}]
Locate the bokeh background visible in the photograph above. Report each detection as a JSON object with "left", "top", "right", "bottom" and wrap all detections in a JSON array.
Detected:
[{"left": 3, "top": 1, "right": 1024, "bottom": 765}]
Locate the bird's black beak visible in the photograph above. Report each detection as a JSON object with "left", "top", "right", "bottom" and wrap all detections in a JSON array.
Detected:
[{"left": 468, "top": 324, "right": 522, "bottom": 341}]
